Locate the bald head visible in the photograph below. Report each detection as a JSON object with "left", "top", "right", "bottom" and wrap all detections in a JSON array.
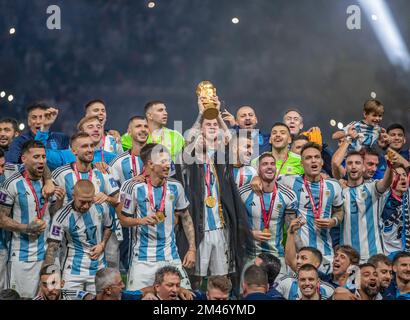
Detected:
[
  {"left": 236, "top": 106, "right": 258, "bottom": 129},
  {"left": 73, "top": 180, "right": 95, "bottom": 213}
]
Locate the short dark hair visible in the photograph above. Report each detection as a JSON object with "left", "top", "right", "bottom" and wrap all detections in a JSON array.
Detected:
[
  {"left": 346, "top": 150, "right": 363, "bottom": 160},
  {"left": 299, "top": 247, "right": 323, "bottom": 265},
  {"left": 386, "top": 123, "right": 405, "bottom": 135},
  {"left": 40, "top": 264, "right": 60, "bottom": 277},
  {"left": 359, "top": 263, "right": 376, "bottom": 271},
  {"left": 257, "top": 253, "right": 281, "bottom": 285},
  {"left": 26, "top": 102, "right": 48, "bottom": 115},
  {"left": 207, "top": 276, "right": 232, "bottom": 294},
  {"left": 368, "top": 254, "right": 392, "bottom": 267},
  {"left": 144, "top": 100, "right": 165, "bottom": 115},
  {"left": 243, "top": 265, "right": 268, "bottom": 287},
  {"left": 298, "top": 263, "right": 319, "bottom": 276},
  {"left": 0, "top": 118, "right": 19, "bottom": 132},
  {"left": 360, "top": 147, "right": 379, "bottom": 158},
  {"left": 84, "top": 99, "right": 105, "bottom": 111},
  {"left": 258, "top": 152, "right": 276, "bottom": 164},
  {"left": 128, "top": 115, "right": 146, "bottom": 126},
  {"left": 70, "top": 132, "right": 91, "bottom": 147},
  {"left": 0, "top": 289, "right": 20, "bottom": 300},
  {"left": 292, "top": 134, "right": 309, "bottom": 144},
  {"left": 283, "top": 108, "right": 303, "bottom": 121},
  {"left": 335, "top": 245, "right": 360, "bottom": 265},
  {"left": 21, "top": 140, "right": 45, "bottom": 155},
  {"left": 271, "top": 122, "right": 291, "bottom": 135},
  {"left": 300, "top": 142, "right": 322, "bottom": 157},
  {"left": 154, "top": 266, "right": 181, "bottom": 286},
  {"left": 393, "top": 251, "right": 410, "bottom": 265},
  {"left": 140, "top": 143, "right": 170, "bottom": 165}
]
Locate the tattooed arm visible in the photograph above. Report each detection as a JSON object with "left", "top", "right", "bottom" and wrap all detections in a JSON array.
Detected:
[
  {"left": 0, "top": 204, "right": 44, "bottom": 234},
  {"left": 90, "top": 227, "right": 112, "bottom": 260},
  {"left": 44, "top": 239, "right": 61, "bottom": 265},
  {"left": 178, "top": 209, "right": 196, "bottom": 268}
]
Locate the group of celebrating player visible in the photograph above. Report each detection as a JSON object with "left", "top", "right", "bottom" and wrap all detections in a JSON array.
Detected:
[{"left": 0, "top": 95, "right": 409, "bottom": 300}]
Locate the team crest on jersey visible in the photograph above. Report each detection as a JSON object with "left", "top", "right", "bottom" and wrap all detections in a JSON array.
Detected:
[
  {"left": 286, "top": 167, "right": 292, "bottom": 173},
  {"left": 361, "top": 192, "right": 367, "bottom": 199},
  {"left": 168, "top": 194, "right": 174, "bottom": 201},
  {"left": 109, "top": 145, "right": 114, "bottom": 152},
  {"left": 276, "top": 204, "right": 282, "bottom": 209},
  {"left": 326, "top": 191, "right": 330, "bottom": 197}
]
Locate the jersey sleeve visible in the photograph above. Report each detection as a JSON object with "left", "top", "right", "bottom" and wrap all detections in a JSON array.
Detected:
[
  {"left": 48, "top": 210, "right": 65, "bottom": 242},
  {"left": 285, "top": 189, "right": 298, "bottom": 213},
  {"left": 120, "top": 185, "right": 137, "bottom": 217},
  {"left": 102, "top": 173, "right": 120, "bottom": 196},
  {"left": 174, "top": 183, "right": 190, "bottom": 211},
  {"left": 332, "top": 181, "right": 344, "bottom": 207},
  {"left": 0, "top": 185, "right": 15, "bottom": 208}
]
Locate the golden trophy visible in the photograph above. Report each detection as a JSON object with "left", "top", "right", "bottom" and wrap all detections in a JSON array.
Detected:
[{"left": 196, "top": 81, "right": 219, "bottom": 120}]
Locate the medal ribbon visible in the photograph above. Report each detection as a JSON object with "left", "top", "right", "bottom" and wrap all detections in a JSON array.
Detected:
[
  {"left": 205, "top": 163, "right": 213, "bottom": 197},
  {"left": 147, "top": 176, "right": 167, "bottom": 215},
  {"left": 259, "top": 183, "right": 277, "bottom": 230},
  {"left": 303, "top": 175, "right": 324, "bottom": 220},
  {"left": 131, "top": 151, "right": 138, "bottom": 177},
  {"left": 101, "top": 135, "right": 106, "bottom": 163},
  {"left": 276, "top": 153, "right": 289, "bottom": 177},
  {"left": 23, "top": 171, "right": 48, "bottom": 220},
  {"left": 73, "top": 163, "right": 93, "bottom": 182}
]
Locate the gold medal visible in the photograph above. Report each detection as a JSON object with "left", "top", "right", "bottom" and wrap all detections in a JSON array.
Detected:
[
  {"left": 205, "top": 196, "right": 217, "bottom": 208},
  {"left": 262, "top": 228, "right": 271, "bottom": 235},
  {"left": 156, "top": 211, "right": 165, "bottom": 223}
]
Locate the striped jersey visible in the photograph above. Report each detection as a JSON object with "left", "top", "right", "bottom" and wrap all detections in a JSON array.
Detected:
[
  {"left": 103, "top": 134, "right": 123, "bottom": 155},
  {"left": 232, "top": 165, "right": 257, "bottom": 189},
  {"left": 381, "top": 190, "right": 410, "bottom": 256},
  {"left": 120, "top": 178, "right": 189, "bottom": 262},
  {"left": 203, "top": 163, "right": 223, "bottom": 231},
  {"left": 239, "top": 183, "right": 297, "bottom": 257},
  {"left": 109, "top": 151, "right": 144, "bottom": 185},
  {"left": 278, "top": 175, "right": 343, "bottom": 257},
  {"left": 0, "top": 172, "right": 54, "bottom": 262},
  {"left": 48, "top": 201, "right": 113, "bottom": 276},
  {"left": 343, "top": 121, "right": 381, "bottom": 152},
  {"left": 276, "top": 275, "right": 334, "bottom": 300},
  {"left": 340, "top": 181, "right": 388, "bottom": 261},
  {"left": 52, "top": 163, "right": 119, "bottom": 205}
]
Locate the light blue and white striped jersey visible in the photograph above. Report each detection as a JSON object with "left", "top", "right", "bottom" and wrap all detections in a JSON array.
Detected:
[
  {"left": 279, "top": 175, "right": 344, "bottom": 257},
  {"left": 0, "top": 172, "right": 53, "bottom": 262},
  {"left": 0, "top": 163, "right": 20, "bottom": 250},
  {"left": 239, "top": 183, "right": 297, "bottom": 257},
  {"left": 120, "top": 179, "right": 189, "bottom": 262},
  {"left": 340, "top": 181, "right": 389, "bottom": 261},
  {"left": 343, "top": 121, "right": 381, "bottom": 152},
  {"left": 109, "top": 151, "right": 144, "bottom": 185},
  {"left": 48, "top": 201, "right": 113, "bottom": 276},
  {"left": 202, "top": 163, "right": 223, "bottom": 231},
  {"left": 3, "top": 163, "right": 20, "bottom": 183},
  {"left": 52, "top": 163, "right": 119, "bottom": 205},
  {"left": 276, "top": 275, "right": 334, "bottom": 300},
  {"left": 232, "top": 165, "right": 257, "bottom": 189},
  {"left": 381, "top": 189, "right": 410, "bottom": 256},
  {"left": 104, "top": 134, "right": 123, "bottom": 155}
]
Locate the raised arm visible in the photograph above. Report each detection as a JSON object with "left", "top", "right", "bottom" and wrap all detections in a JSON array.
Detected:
[
  {"left": 331, "top": 139, "right": 350, "bottom": 180},
  {"left": 285, "top": 218, "right": 304, "bottom": 273}
]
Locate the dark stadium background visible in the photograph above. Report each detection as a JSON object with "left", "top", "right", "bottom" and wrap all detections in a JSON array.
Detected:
[{"left": 0, "top": 0, "right": 409, "bottom": 150}]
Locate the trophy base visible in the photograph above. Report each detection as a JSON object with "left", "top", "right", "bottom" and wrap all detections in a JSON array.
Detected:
[{"left": 203, "top": 107, "right": 219, "bottom": 120}]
